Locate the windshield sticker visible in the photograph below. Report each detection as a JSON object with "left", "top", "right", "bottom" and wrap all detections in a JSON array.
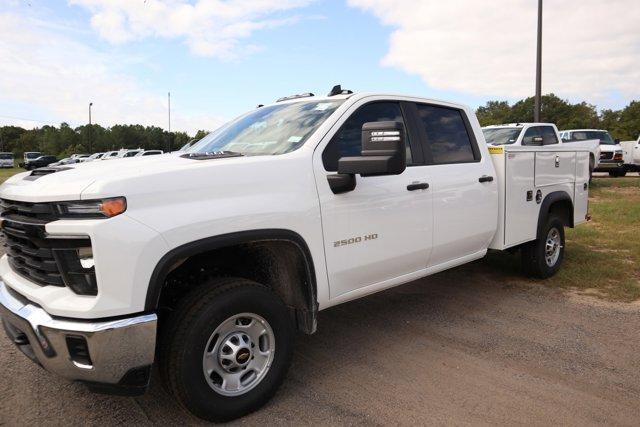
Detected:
[{"left": 288, "top": 136, "right": 303, "bottom": 143}]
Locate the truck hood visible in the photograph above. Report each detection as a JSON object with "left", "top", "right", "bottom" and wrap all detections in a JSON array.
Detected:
[
  {"left": 599, "top": 144, "right": 621, "bottom": 153},
  {"left": 0, "top": 154, "right": 241, "bottom": 202}
]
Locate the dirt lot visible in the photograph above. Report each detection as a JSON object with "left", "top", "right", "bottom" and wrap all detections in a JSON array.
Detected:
[{"left": 1, "top": 257, "right": 639, "bottom": 426}]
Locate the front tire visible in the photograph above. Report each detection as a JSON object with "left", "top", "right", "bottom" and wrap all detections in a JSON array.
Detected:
[
  {"left": 159, "top": 277, "right": 294, "bottom": 422},
  {"left": 521, "top": 215, "right": 565, "bottom": 278}
]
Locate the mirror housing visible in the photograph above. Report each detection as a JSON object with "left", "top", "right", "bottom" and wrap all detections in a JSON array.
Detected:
[
  {"left": 614, "top": 138, "right": 620, "bottom": 144},
  {"left": 337, "top": 121, "right": 407, "bottom": 176}
]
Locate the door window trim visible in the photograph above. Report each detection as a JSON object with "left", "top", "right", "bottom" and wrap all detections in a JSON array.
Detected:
[{"left": 408, "top": 102, "right": 482, "bottom": 166}]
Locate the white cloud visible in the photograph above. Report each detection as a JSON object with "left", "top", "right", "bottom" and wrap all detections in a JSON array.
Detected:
[
  {"left": 69, "top": 0, "right": 314, "bottom": 59},
  {"left": 349, "top": 0, "right": 640, "bottom": 105},
  {"left": 0, "top": 12, "right": 225, "bottom": 134}
]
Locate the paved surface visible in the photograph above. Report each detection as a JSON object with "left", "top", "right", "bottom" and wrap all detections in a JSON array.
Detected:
[{"left": 1, "top": 257, "right": 639, "bottom": 426}]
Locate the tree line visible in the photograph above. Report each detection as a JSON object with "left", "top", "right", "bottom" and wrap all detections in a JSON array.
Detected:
[
  {"left": 0, "top": 94, "right": 638, "bottom": 159},
  {"left": 0, "top": 123, "right": 209, "bottom": 159},
  {"left": 477, "top": 94, "right": 640, "bottom": 141}
]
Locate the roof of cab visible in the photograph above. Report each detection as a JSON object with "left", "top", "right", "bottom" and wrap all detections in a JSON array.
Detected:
[{"left": 482, "top": 122, "right": 556, "bottom": 129}]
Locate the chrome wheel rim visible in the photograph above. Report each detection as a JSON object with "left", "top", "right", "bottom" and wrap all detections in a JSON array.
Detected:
[
  {"left": 202, "top": 313, "right": 275, "bottom": 397},
  {"left": 545, "top": 227, "right": 562, "bottom": 267}
]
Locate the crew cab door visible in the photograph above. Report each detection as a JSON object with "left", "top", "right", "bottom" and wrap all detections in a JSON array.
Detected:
[
  {"left": 313, "top": 99, "right": 433, "bottom": 300},
  {"left": 410, "top": 102, "right": 498, "bottom": 268}
]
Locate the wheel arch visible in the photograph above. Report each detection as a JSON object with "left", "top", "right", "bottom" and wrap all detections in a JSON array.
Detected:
[
  {"left": 146, "top": 229, "right": 318, "bottom": 334},
  {"left": 536, "top": 191, "right": 574, "bottom": 239}
]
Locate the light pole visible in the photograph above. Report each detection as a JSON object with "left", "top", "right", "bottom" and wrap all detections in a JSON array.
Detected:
[
  {"left": 534, "top": 0, "right": 543, "bottom": 122},
  {"left": 88, "top": 102, "right": 93, "bottom": 153},
  {"left": 168, "top": 92, "right": 172, "bottom": 152}
]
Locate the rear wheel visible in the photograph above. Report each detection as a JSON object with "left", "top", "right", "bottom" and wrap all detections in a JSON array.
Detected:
[
  {"left": 521, "top": 215, "right": 565, "bottom": 278},
  {"left": 160, "top": 277, "right": 294, "bottom": 422}
]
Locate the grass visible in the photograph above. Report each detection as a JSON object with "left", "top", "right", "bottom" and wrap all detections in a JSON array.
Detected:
[
  {"left": 552, "top": 176, "right": 640, "bottom": 301},
  {"left": 0, "top": 168, "right": 638, "bottom": 301},
  {"left": 0, "top": 167, "right": 25, "bottom": 183}
]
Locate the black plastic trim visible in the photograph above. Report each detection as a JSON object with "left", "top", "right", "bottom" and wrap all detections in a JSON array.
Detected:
[
  {"left": 536, "top": 191, "right": 574, "bottom": 239},
  {"left": 83, "top": 365, "right": 152, "bottom": 396},
  {"left": 145, "top": 229, "right": 318, "bottom": 314}
]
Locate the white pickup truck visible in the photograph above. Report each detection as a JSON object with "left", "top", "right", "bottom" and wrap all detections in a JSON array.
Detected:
[
  {"left": 560, "top": 129, "right": 625, "bottom": 176},
  {"left": 483, "top": 123, "right": 600, "bottom": 180},
  {"left": 621, "top": 136, "right": 640, "bottom": 174},
  {"left": 0, "top": 89, "right": 592, "bottom": 422}
]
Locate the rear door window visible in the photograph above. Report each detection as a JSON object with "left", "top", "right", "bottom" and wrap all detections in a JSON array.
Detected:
[{"left": 414, "top": 104, "right": 478, "bottom": 164}]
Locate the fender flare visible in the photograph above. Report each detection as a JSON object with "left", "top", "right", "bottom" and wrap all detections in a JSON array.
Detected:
[
  {"left": 536, "top": 191, "right": 573, "bottom": 239},
  {"left": 145, "top": 229, "right": 318, "bottom": 318}
]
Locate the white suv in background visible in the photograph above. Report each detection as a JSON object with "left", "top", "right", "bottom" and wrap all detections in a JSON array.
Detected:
[{"left": 560, "top": 129, "right": 624, "bottom": 176}]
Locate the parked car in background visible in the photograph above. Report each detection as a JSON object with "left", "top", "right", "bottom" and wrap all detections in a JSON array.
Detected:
[
  {"left": 100, "top": 150, "right": 124, "bottom": 160},
  {"left": 23, "top": 155, "right": 57, "bottom": 170},
  {"left": 620, "top": 136, "right": 640, "bottom": 174},
  {"left": 134, "top": 150, "right": 164, "bottom": 157},
  {"left": 121, "top": 149, "right": 143, "bottom": 158},
  {"left": 48, "top": 157, "right": 81, "bottom": 167},
  {"left": 482, "top": 123, "right": 599, "bottom": 179},
  {"left": 560, "top": 129, "right": 624, "bottom": 176},
  {"left": 21, "top": 152, "right": 42, "bottom": 168},
  {"left": 0, "top": 152, "right": 14, "bottom": 168},
  {"left": 82, "top": 153, "right": 105, "bottom": 162}
]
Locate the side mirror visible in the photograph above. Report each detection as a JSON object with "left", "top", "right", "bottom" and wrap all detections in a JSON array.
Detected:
[
  {"left": 338, "top": 121, "right": 407, "bottom": 176},
  {"left": 614, "top": 138, "right": 620, "bottom": 144}
]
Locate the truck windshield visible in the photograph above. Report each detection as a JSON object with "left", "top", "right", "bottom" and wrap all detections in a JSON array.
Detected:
[
  {"left": 25, "top": 152, "right": 41, "bottom": 159},
  {"left": 0, "top": 154, "right": 13, "bottom": 160},
  {"left": 570, "top": 131, "right": 615, "bottom": 145},
  {"left": 482, "top": 128, "right": 522, "bottom": 145},
  {"left": 189, "top": 100, "right": 344, "bottom": 156}
]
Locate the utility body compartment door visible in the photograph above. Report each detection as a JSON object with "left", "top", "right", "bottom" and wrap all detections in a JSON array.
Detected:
[
  {"left": 535, "top": 152, "right": 576, "bottom": 187},
  {"left": 573, "top": 152, "right": 589, "bottom": 225},
  {"left": 504, "top": 151, "right": 538, "bottom": 246}
]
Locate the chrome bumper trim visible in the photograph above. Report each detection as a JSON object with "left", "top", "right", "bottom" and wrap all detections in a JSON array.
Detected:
[{"left": 0, "top": 280, "right": 157, "bottom": 385}]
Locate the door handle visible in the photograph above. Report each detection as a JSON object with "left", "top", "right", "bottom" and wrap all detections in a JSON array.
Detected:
[
  {"left": 407, "top": 182, "right": 429, "bottom": 191},
  {"left": 478, "top": 175, "right": 494, "bottom": 183}
]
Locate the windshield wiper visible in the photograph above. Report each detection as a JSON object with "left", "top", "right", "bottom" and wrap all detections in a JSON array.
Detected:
[{"left": 181, "top": 151, "right": 244, "bottom": 160}]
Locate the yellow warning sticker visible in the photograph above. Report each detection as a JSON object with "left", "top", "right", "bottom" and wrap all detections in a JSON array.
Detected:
[{"left": 488, "top": 146, "right": 503, "bottom": 154}]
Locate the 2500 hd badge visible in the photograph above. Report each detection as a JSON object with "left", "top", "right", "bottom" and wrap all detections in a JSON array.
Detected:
[{"left": 334, "top": 233, "right": 379, "bottom": 247}]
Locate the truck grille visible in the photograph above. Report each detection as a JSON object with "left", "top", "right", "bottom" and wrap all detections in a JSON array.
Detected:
[
  {"left": 0, "top": 199, "right": 91, "bottom": 289},
  {"left": 600, "top": 152, "right": 613, "bottom": 160}
]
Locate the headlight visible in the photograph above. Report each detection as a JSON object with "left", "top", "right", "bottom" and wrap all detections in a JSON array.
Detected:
[{"left": 55, "top": 197, "right": 127, "bottom": 219}]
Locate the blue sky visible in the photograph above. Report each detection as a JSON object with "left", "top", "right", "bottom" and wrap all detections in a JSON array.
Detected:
[{"left": 1, "top": 0, "right": 639, "bottom": 134}]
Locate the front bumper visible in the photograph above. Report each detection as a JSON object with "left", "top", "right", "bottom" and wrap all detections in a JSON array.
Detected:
[
  {"left": 594, "top": 160, "right": 624, "bottom": 171},
  {"left": 0, "top": 280, "right": 157, "bottom": 395}
]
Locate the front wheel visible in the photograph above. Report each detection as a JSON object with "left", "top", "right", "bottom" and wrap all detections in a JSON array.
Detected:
[
  {"left": 521, "top": 215, "right": 565, "bottom": 278},
  {"left": 159, "top": 277, "right": 294, "bottom": 422}
]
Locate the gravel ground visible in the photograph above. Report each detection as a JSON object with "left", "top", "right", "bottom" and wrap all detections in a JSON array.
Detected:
[{"left": 1, "top": 257, "right": 639, "bottom": 426}]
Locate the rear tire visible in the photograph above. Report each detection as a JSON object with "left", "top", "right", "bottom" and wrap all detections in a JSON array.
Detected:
[
  {"left": 521, "top": 215, "right": 565, "bottom": 279},
  {"left": 159, "top": 277, "right": 294, "bottom": 422}
]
